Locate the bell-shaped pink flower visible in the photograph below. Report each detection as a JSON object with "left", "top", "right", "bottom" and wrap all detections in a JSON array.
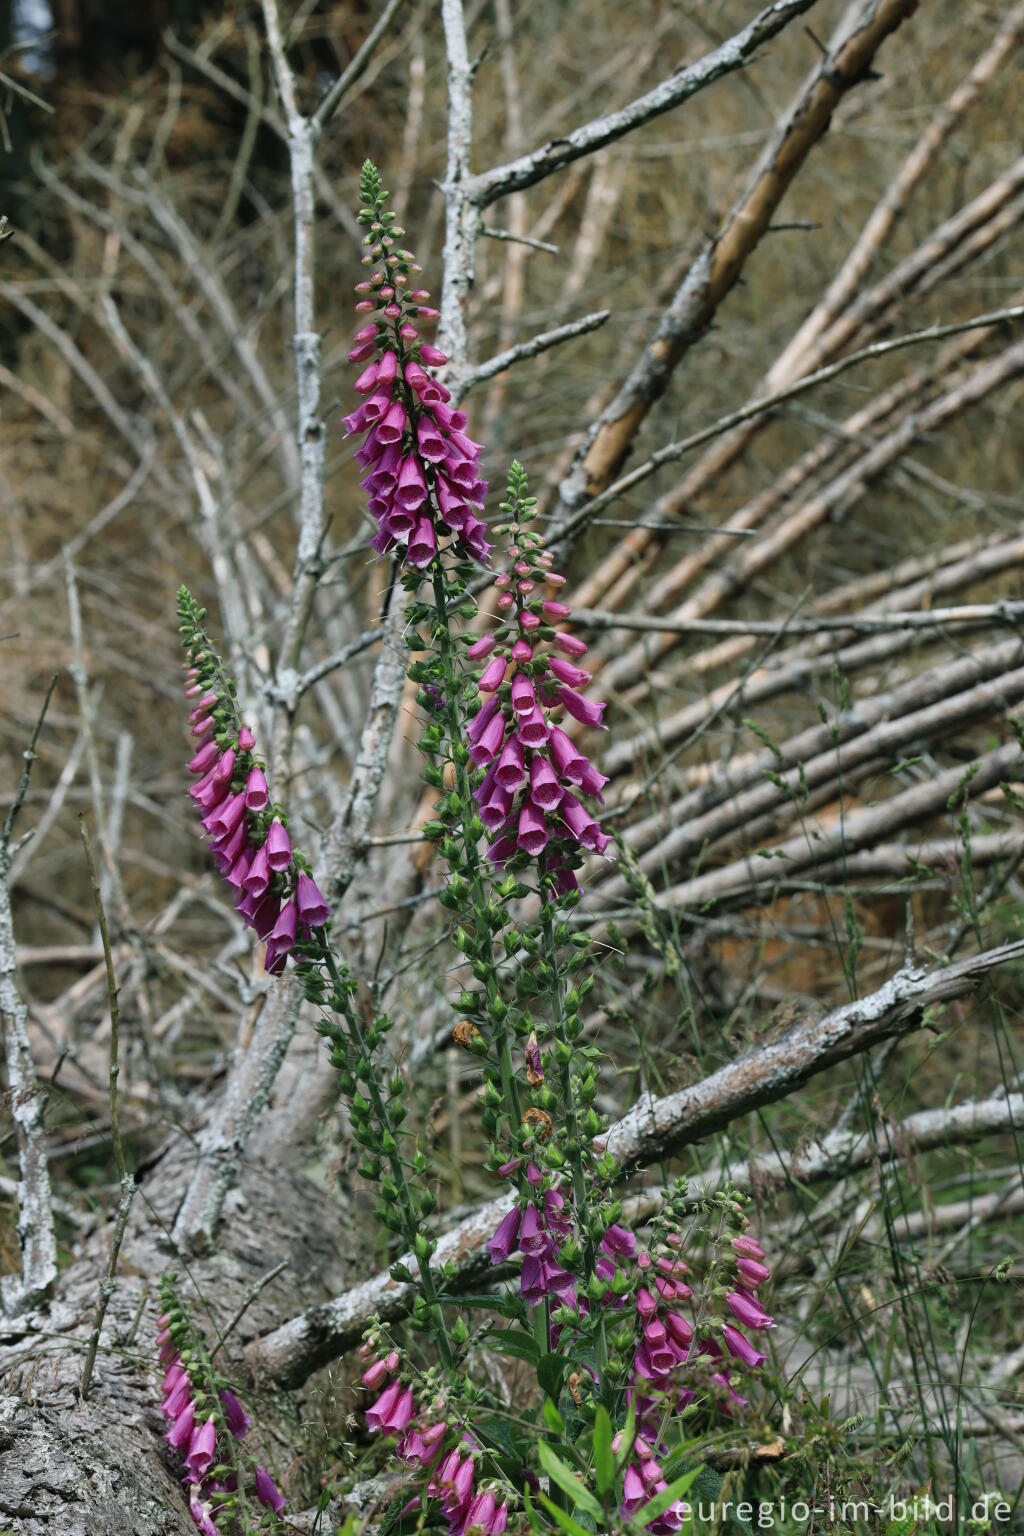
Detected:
[
  {"left": 478, "top": 655, "right": 507, "bottom": 694},
  {"left": 495, "top": 734, "right": 525, "bottom": 791},
  {"left": 205, "top": 789, "right": 246, "bottom": 840},
  {"left": 360, "top": 389, "right": 393, "bottom": 426},
  {"left": 188, "top": 1489, "right": 219, "bottom": 1536},
  {"left": 528, "top": 754, "right": 561, "bottom": 810},
  {"left": 255, "top": 1466, "right": 287, "bottom": 1512},
  {"left": 361, "top": 1352, "right": 397, "bottom": 1391},
  {"left": 578, "top": 761, "right": 609, "bottom": 801},
  {"left": 366, "top": 1379, "right": 402, "bottom": 1432},
  {"left": 510, "top": 674, "right": 536, "bottom": 717},
  {"left": 388, "top": 1385, "right": 416, "bottom": 1435},
  {"left": 407, "top": 513, "right": 437, "bottom": 568},
  {"left": 247, "top": 892, "right": 281, "bottom": 942},
  {"left": 721, "top": 1323, "right": 767, "bottom": 1368},
  {"left": 519, "top": 1203, "right": 554, "bottom": 1258},
  {"left": 636, "top": 1286, "right": 658, "bottom": 1320},
  {"left": 601, "top": 1223, "right": 637, "bottom": 1258},
  {"left": 542, "top": 599, "right": 571, "bottom": 621},
  {"left": 162, "top": 1360, "right": 186, "bottom": 1397},
  {"left": 548, "top": 725, "right": 586, "bottom": 782},
  {"left": 488, "top": 1204, "right": 523, "bottom": 1264},
  {"left": 736, "top": 1256, "right": 772, "bottom": 1288},
  {"left": 560, "top": 793, "right": 604, "bottom": 852},
  {"left": 395, "top": 454, "right": 427, "bottom": 513},
  {"left": 188, "top": 740, "right": 219, "bottom": 775},
  {"left": 557, "top": 686, "right": 606, "bottom": 730},
  {"left": 163, "top": 1375, "right": 192, "bottom": 1421},
  {"left": 265, "top": 819, "right": 292, "bottom": 871},
  {"left": 165, "top": 1397, "right": 195, "bottom": 1450},
  {"left": 481, "top": 788, "right": 513, "bottom": 831},
  {"left": 466, "top": 1491, "right": 496, "bottom": 1534},
  {"left": 664, "top": 1310, "right": 694, "bottom": 1347},
  {"left": 376, "top": 400, "right": 406, "bottom": 446},
  {"left": 470, "top": 710, "right": 506, "bottom": 766},
  {"left": 548, "top": 655, "right": 591, "bottom": 690},
  {"left": 295, "top": 874, "right": 330, "bottom": 926},
  {"left": 242, "top": 842, "right": 270, "bottom": 898},
  {"left": 517, "top": 800, "right": 548, "bottom": 857},
  {"left": 185, "top": 1415, "right": 217, "bottom": 1482},
  {"left": 245, "top": 764, "right": 269, "bottom": 812},
  {"left": 517, "top": 708, "right": 548, "bottom": 750},
  {"left": 269, "top": 898, "right": 297, "bottom": 948},
  {"left": 467, "top": 695, "right": 500, "bottom": 743},
  {"left": 726, "top": 1290, "right": 774, "bottom": 1330},
  {"left": 219, "top": 1387, "right": 251, "bottom": 1440},
  {"left": 554, "top": 631, "right": 588, "bottom": 658},
  {"left": 353, "top": 359, "right": 381, "bottom": 394},
  {"left": 416, "top": 416, "right": 446, "bottom": 463},
  {"left": 622, "top": 1462, "right": 646, "bottom": 1515}
]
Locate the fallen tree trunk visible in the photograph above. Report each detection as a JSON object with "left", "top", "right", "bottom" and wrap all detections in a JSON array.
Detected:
[{"left": 0, "top": 1134, "right": 352, "bottom": 1535}]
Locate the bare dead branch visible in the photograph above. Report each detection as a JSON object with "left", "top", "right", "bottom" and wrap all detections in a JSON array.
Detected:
[
  {"left": 464, "top": 0, "right": 821, "bottom": 208},
  {"left": 552, "top": 304, "right": 1024, "bottom": 559},
  {"left": 458, "top": 310, "right": 611, "bottom": 397},
  {"left": 0, "top": 680, "right": 59, "bottom": 1313},
  {"left": 254, "top": 938, "right": 1024, "bottom": 1387},
  {"left": 556, "top": 0, "right": 921, "bottom": 519},
  {"left": 77, "top": 818, "right": 136, "bottom": 1399},
  {"left": 574, "top": 598, "right": 1024, "bottom": 642}
]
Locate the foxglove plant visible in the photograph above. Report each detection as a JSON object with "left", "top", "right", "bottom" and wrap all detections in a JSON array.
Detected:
[
  {"left": 343, "top": 161, "right": 490, "bottom": 569},
  {"left": 166, "top": 165, "right": 780, "bottom": 1536},
  {"left": 156, "top": 1275, "right": 286, "bottom": 1533},
  {"left": 178, "top": 588, "right": 330, "bottom": 975},
  {"left": 466, "top": 460, "right": 610, "bottom": 882},
  {"left": 178, "top": 605, "right": 455, "bottom": 1374}
]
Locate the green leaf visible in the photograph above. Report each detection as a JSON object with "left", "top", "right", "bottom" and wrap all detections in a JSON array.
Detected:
[
  {"left": 592, "top": 1405, "right": 614, "bottom": 1496},
  {"left": 543, "top": 1397, "right": 565, "bottom": 1435},
  {"left": 440, "top": 1293, "right": 525, "bottom": 1318},
  {"left": 535, "top": 1493, "right": 594, "bottom": 1536},
  {"left": 613, "top": 1396, "right": 637, "bottom": 1474},
  {"left": 631, "top": 1466, "right": 702, "bottom": 1525},
  {"left": 688, "top": 1465, "right": 723, "bottom": 1505},
  {"left": 478, "top": 1326, "right": 541, "bottom": 1364},
  {"left": 378, "top": 1494, "right": 411, "bottom": 1536},
  {"left": 475, "top": 1416, "right": 525, "bottom": 1463},
  {"left": 537, "top": 1443, "right": 603, "bottom": 1520},
  {"left": 538, "top": 1352, "right": 568, "bottom": 1400}
]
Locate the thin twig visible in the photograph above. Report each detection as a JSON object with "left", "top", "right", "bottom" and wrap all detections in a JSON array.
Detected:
[
  {"left": 0, "top": 678, "right": 59, "bottom": 1313},
  {"left": 463, "top": 0, "right": 820, "bottom": 206},
  {"left": 571, "top": 599, "right": 1024, "bottom": 640},
  {"left": 456, "top": 309, "right": 612, "bottom": 396},
  {"left": 314, "top": 0, "right": 407, "bottom": 127},
  {"left": 552, "top": 304, "right": 1024, "bottom": 551},
  {"left": 211, "top": 1259, "right": 290, "bottom": 1358},
  {"left": 78, "top": 817, "right": 136, "bottom": 1399},
  {"left": 480, "top": 225, "right": 558, "bottom": 254}
]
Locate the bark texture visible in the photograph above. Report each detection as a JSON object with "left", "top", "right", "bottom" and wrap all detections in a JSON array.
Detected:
[{"left": 0, "top": 1134, "right": 352, "bottom": 1534}]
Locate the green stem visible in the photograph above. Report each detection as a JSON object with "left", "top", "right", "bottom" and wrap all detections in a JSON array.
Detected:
[
  {"left": 429, "top": 561, "right": 523, "bottom": 1139},
  {"left": 317, "top": 937, "right": 453, "bottom": 1368},
  {"left": 538, "top": 863, "right": 609, "bottom": 1381}
]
